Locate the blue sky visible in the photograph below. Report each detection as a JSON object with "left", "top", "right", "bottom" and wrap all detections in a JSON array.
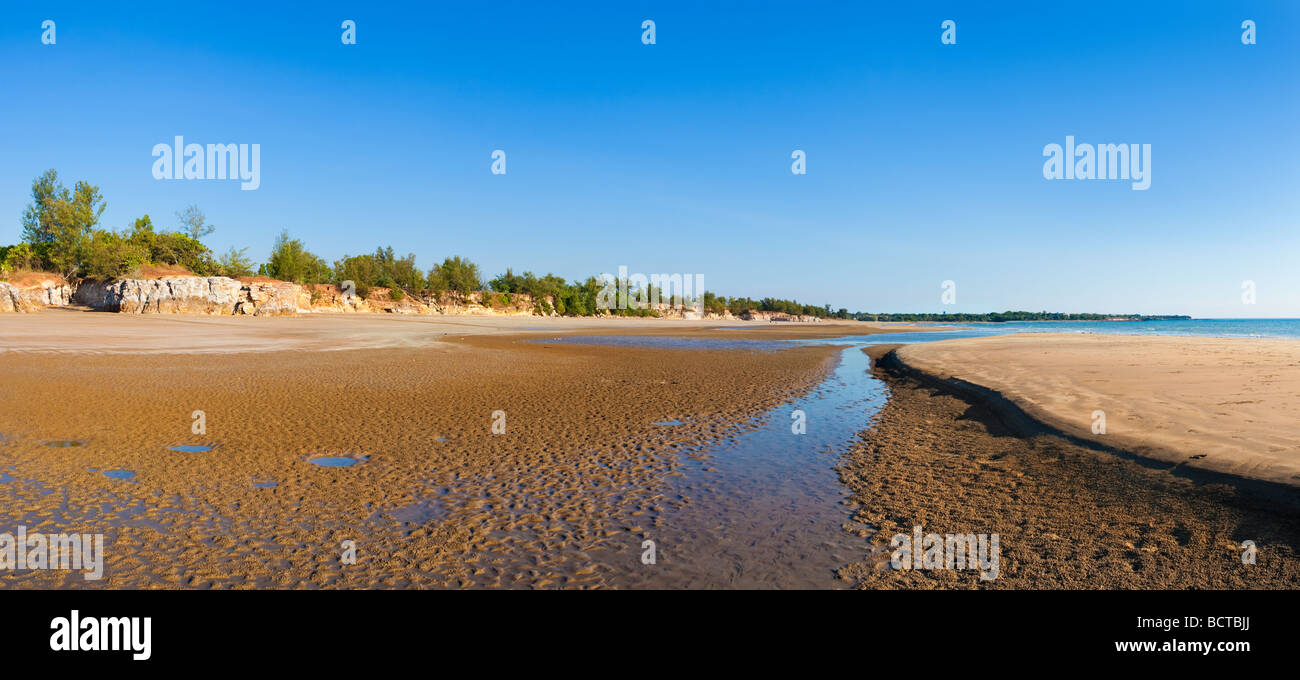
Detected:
[{"left": 1, "top": 1, "right": 1295, "bottom": 316}]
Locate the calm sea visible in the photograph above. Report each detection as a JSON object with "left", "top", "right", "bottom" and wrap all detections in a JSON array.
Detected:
[{"left": 902, "top": 318, "right": 1300, "bottom": 340}]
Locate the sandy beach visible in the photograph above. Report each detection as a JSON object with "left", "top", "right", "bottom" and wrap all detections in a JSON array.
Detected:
[
  {"left": 895, "top": 333, "right": 1300, "bottom": 487},
  {"left": 838, "top": 345, "right": 1300, "bottom": 589}
]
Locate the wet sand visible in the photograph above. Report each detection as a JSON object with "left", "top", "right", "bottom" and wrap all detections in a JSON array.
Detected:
[
  {"left": 0, "top": 309, "right": 917, "bottom": 354},
  {"left": 0, "top": 314, "right": 891, "bottom": 588},
  {"left": 839, "top": 345, "right": 1300, "bottom": 589},
  {"left": 896, "top": 334, "right": 1300, "bottom": 486}
]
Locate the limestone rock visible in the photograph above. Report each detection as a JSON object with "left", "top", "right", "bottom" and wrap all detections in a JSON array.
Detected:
[{"left": 0, "top": 278, "right": 73, "bottom": 313}]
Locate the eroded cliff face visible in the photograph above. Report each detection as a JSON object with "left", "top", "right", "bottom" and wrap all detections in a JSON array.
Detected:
[
  {"left": 238, "top": 280, "right": 303, "bottom": 316},
  {"left": 71, "top": 277, "right": 301, "bottom": 316},
  {"left": 0, "top": 278, "right": 74, "bottom": 313},
  {"left": 738, "top": 310, "right": 822, "bottom": 323},
  {"left": 62, "top": 276, "right": 545, "bottom": 317},
  {"left": 74, "top": 277, "right": 242, "bottom": 314}
]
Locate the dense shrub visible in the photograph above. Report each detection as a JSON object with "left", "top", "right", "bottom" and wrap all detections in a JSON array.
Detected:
[
  {"left": 0, "top": 243, "right": 38, "bottom": 273},
  {"left": 264, "top": 230, "right": 331, "bottom": 284},
  {"left": 427, "top": 256, "right": 481, "bottom": 298},
  {"left": 125, "top": 216, "right": 217, "bottom": 275},
  {"left": 216, "top": 246, "right": 255, "bottom": 278},
  {"left": 80, "top": 230, "right": 148, "bottom": 280}
]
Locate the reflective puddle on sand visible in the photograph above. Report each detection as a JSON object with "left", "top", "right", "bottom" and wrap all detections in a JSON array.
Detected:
[
  {"left": 531, "top": 335, "right": 790, "bottom": 351},
  {"left": 308, "top": 455, "right": 369, "bottom": 468},
  {"left": 598, "top": 344, "right": 885, "bottom": 588},
  {"left": 653, "top": 419, "right": 685, "bottom": 427},
  {"left": 46, "top": 440, "right": 84, "bottom": 448},
  {"left": 169, "top": 444, "right": 215, "bottom": 453},
  {"left": 252, "top": 478, "right": 278, "bottom": 488},
  {"left": 102, "top": 469, "right": 135, "bottom": 481},
  {"left": 383, "top": 499, "right": 448, "bottom": 524}
]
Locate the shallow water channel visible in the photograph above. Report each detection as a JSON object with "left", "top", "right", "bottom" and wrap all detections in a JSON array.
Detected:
[{"left": 539, "top": 330, "right": 995, "bottom": 588}]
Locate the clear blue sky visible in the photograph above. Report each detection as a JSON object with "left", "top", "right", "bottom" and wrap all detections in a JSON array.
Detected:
[{"left": 1, "top": 1, "right": 1295, "bottom": 317}]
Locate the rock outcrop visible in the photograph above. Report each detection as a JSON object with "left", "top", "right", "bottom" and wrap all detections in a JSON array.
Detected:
[
  {"left": 73, "top": 277, "right": 308, "bottom": 316},
  {"left": 236, "top": 280, "right": 303, "bottom": 316},
  {"left": 0, "top": 277, "right": 73, "bottom": 313},
  {"left": 74, "top": 277, "right": 246, "bottom": 314},
  {"left": 739, "top": 310, "right": 822, "bottom": 323},
  {"left": 66, "top": 276, "right": 546, "bottom": 317}
]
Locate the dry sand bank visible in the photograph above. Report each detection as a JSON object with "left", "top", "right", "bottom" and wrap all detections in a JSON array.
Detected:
[
  {"left": 838, "top": 346, "right": 1300, "bottom": 589},
  {"left": 0, "top": 315, "right": 904, "bottom": 588},
  {"left": 895, "top": 333, "right": 1300, "bottom": 488},
  {"left": 0, "top": 309, "right": 915, "bottom": 354}
]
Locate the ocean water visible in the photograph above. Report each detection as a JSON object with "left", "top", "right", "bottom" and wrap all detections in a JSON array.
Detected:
[
  {"left": 898, "top": 318, "right": 1300, "bottom": 340},
  {"left": 540, "top": 320, "right": 1300, "bottom": 354}
]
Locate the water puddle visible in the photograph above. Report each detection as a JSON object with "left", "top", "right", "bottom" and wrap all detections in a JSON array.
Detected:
[
  {"left": 532, "top": 335, "right": 789, "bottom": 351},
  {"left": 308, "top": 454, "right": 369, "bottom": 468},
  {"left": 169, "top": 444, "right": 215, "bottom": 453},
  {"left": 654, "top": 419, "right": 686, "bottom": 427},
  {"left": 46, "top": 440, "right": 84, "bottom": 448},
  {"left": 252, "top": 478, "right": 278, "bottom": 489},
  {"left": 384, "top": 499, "right": 448, "bottom": 524},
  {"left": 102, "top": 469, "right": 135, "bottom": 481}
]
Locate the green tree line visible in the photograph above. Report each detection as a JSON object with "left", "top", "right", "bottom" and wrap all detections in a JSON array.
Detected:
[{"left": 1, "top": 170, "right": 848, "bottom": 317}]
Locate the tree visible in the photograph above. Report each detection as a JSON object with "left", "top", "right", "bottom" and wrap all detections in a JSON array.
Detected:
[
  {"left": 176, "top": 204, "right": 214, "bottom": 240},
  {"left": 332, "top": 253, "right": 379, "bottom": 298},
  {"left": 20, "top": 169, "right": 61, "bottom": 245},
  {"left": 427, "top": 256, "right": 482, "bottom": 298},
  {"left": 265, "top": 230, "right": 331, "bottom": 284},
  {"left": 216, "top": 246, "right": 255, "bottom": 278},
  {"left": 375, "top": 247, "right": 425, "bottom": 292},
  {"left": 81, "top": 229, "right": 147, "bottom": 280},
  {"left": 125, "top": 215, "right": 216, "bottom": 275},
  {"left": 19, "top": 171, "right": 107, "bottom": 279},
  {"left": 0, "top": 243, "right": 38, "bottom": 273}
]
